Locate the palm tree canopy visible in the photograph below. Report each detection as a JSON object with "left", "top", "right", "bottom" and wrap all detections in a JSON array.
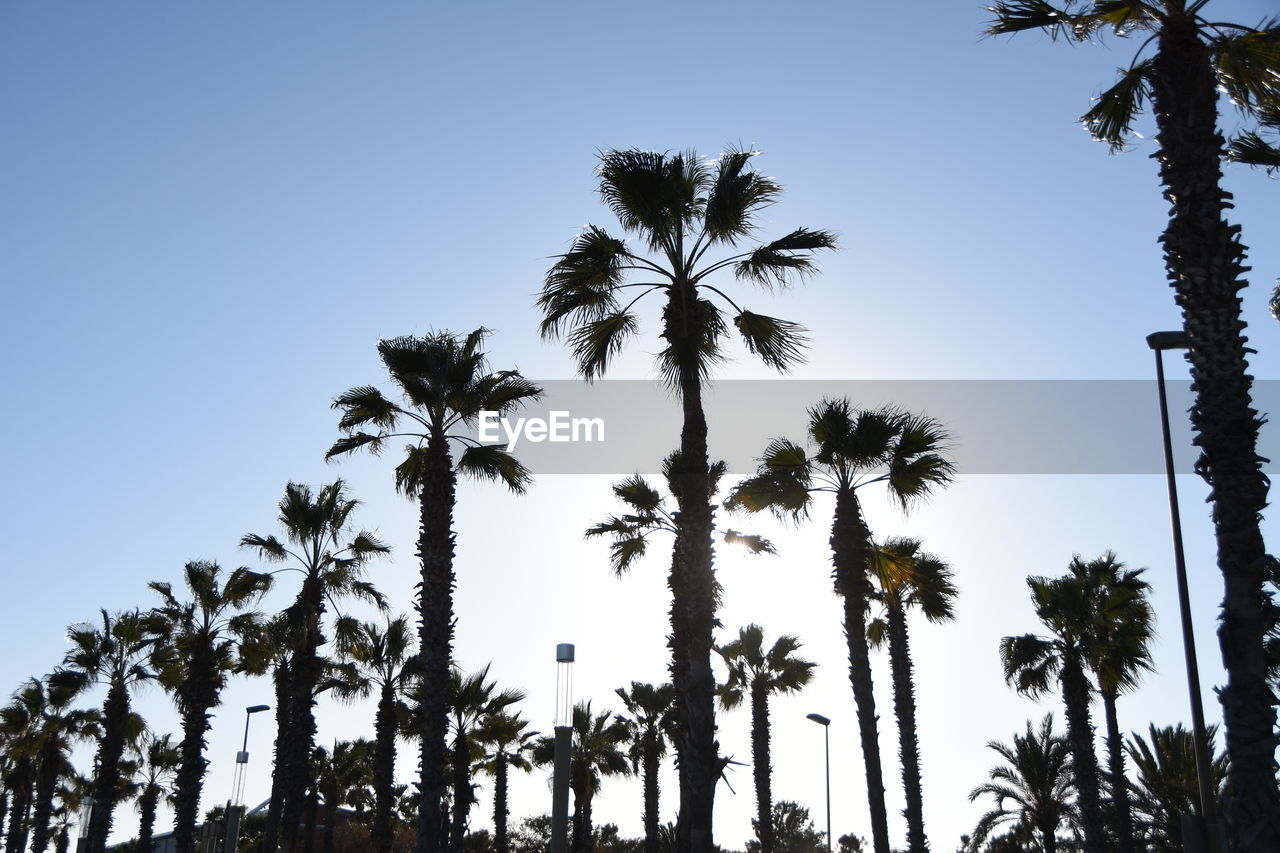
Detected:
[
  {"left": 725, "top": 399, "right": 953, "bottom": 521},
  {"left": 867, "top": 537, "right": 959, "bottom": 641},
  {"left": 1068, "top": 552, "right": 1154, "bottom": 695},
  {"left": 967, "top": 714, "right": 1077, "bottom": 849},
  {"left": 538, "top": 148, "right": 837, "bottom": 383},
  {"left": 985, "top": 2, "right": 1280, "bottom": 153},
  {"left": 532, "top": 701, "right": 631, "bottom": 797},
  {"left": 715, "top": 624, "right": 816, "bottom": 709},
  {"left": 327, "top": 329, "right": 544, "bottom": 494},
  {"left": 474, "top": 712, "right": 538, "bottom": 775},
  {"left": 51, "top": 610, "right": 165, "bottom": 695},
  {"left": 332, "top": 614, "right": 419, "bottom": 700},
  {"left": 614, "top": 681, "right": 677, "bottom": 768}
]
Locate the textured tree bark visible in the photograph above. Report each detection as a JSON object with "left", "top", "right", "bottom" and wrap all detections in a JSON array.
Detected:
[
  {"left": 886, "top": 604, "right": 929, "bottom": 853},
  {"left": 750, "top": 684, "right": 774, "bottom": 853},
  {"left": 1059, "top": 655, "right": 1105, "bottom": 853},
  {"left": 86, "top": 680, "right": 130, "bottom": 853},
  {"left": 449, "top": 731, "right": 474, "bottom": 853},
  {"left": 174, "top": 639, "right": 217, "bottom": 853},
  {"left": 415, "top": 433, "right": 457, "bottom": 853},
  {"left": 282, "top": 578, "right": 325, "bottom": 853},
  {"left": 371, "top": 681, "right": 397, "bottom": 853},
  {"left": 136, "top": 789, "right": 158, "bottom": 853},
  {"left": 1100, "top": 689, "right": 1135, "bottom": 853},
  {"left": 831, "top": 490, "right": 891, "bottom": 853},
  {"left": 493, "top": 755, "right": 509, "bottom": 853},
  {"left": 642, "top": 733, "right": 660, "bottom": 853},
  {"left": 2, "top": 764, "right": 31, "bottom": 853},
  {"left": 262, "top": 662, "right": 292, "bottom": 852},
  {"left": 29, "top": 739, "right": 59, "bottom": 853},
  {"left": 1148, "top": 12, "right": 1280, "bottom": 851}
]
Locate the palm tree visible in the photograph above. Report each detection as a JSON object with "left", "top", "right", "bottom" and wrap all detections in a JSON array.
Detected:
[
  {"left": 725, "top": 399, "right": 953, "bottom": 853},
  {"left": 0, "top": 725, "right": 33, "bottom": 853},
  {"left": 1127, "top": 723, "right": 1227, "bottom": 853},
  {"left": 242, "top": 480, "right": 388, "bottom": 853},
  {"left": 539, "top": 147, "right": 835, "bottom": 853},
  {"left": 715, "top": 625, "right": 815, "bottom": 853},
  {"left": 1068, "top": 553, "right": 1153, "bottom": 853},
  {"left": 314, "top": 739, "right": 373, "bottom": 853},
  {"left": 333, "top": 615, "right": 418, "bottom": 853},
  {"left": 1000, "top": 574, "right": 1106, "bottom": 853},
  {"left": 984, "top": 6, "right": 1280, "bottom": 845},
  {"left": 49, "top": 774, "right": 88, "bottom": 853},
  {"left": 446, "top": 665, "right": 524, "bottom": 853},
  {"left": 328, "top": 329, "right": 542, "bottom": 853},
  {"left": 133, "top": 732, "right": 180, "bottom": 853},
  {"left": 150, "top": 560, "right": 273, "bottom": 853},
  {"left": 534, "top": 701, "right": 631, "bottom": 853},
  {"left": 968, "top": 715, "right": 1076, "bottom": 853},
  {"left": 614, "top": 682, "right": 676, "bottom": 853},
  {"left": 474, "top": 712, "right": 537, "bottom": 853},
  {"left": 51, "top": 610, "right": 161, "bottom": 853},
  {"left": 866, "top": 538, "right": 958, "bottom": 853}
]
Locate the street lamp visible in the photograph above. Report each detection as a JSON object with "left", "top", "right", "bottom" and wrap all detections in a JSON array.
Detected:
[
  {"left": 74, "top": 796, "right": 93, "bottom": 853},
  {"left": 225, "top": 704, "right": 271, "bottom": 853},
  {"left": 806, "top": 713, "right": 831, "bottom": 853},
  {"left": 550, "top": 644, "right": 575, "bottom": 853},
  {"left": 1146, "top": 331, "right": 1221, "bottom": 853}
]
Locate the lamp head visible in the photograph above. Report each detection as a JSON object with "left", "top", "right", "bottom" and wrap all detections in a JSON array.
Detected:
[
  {"left": 246, "top": 705, "right": 270, "bottom": 714},
  {"left": 806, "top": 713, "right": 831, "bottom": 726},
  {"left": 1146, "top": 331, "right": 1189, "bottom": 351}
]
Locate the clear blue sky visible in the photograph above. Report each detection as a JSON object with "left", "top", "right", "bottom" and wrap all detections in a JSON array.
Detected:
[{"left": 3, "top": 1, "right": 1279, "bottom": 849}]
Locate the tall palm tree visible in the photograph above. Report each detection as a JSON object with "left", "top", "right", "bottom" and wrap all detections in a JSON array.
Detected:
[
  {"left": 539, "top": 148, "right": 835, "bottom": 853},
  {"left": 534, "top": 701, "right": 631, "bottom": 853},
  {"left": 1127, "top": 723, "right": 1227, "bottom": 853},
  {"left": 1068, "top": 553, "right": 1153, "bottom": 853},
  {"left": 614, "top": 682, "right": 676, "bottom": 853},
  {"left": 726, "top": 399, "right": 953, "bottom": 853},
  {"left": 473, "top": 712, "right": 537, "bottom": 853},
  {"left": 1000, "top": 574, "right": 1106, "bottom": 853},
  {"left": 150, "top": 560, "right": 273, "bottom": 853},
  {"left": 242, "top": 480, "right": 388, "bottom": 853},
  {"left": 985, "top": 6, "right": 1280, "bottom": 845},
  {"left": 446, "top": 665, "right": 524, "bottom": 853},
  {"left": 0, "top": 725, "right": 33, "bottom": 853},
  {"left": 333, "top": 615, "right": 418, "bottom": 853},
  {"left": 133, "top": 732, "right": 180, "bottom": 853},
  {"left": 715, "top": 625, "right": 815, "bottom": 853},
  {"left": 328, "top": 329, "right": 541, "bottom": 853},
  {"left": 967, "top": 715, "right": 1077, "bottom": 853},
  {"left": 51, "top": 610, "right": 160, "bottom": 853},
  {"left": 866, "top": 538, "right": 958, "bottom": 853}
]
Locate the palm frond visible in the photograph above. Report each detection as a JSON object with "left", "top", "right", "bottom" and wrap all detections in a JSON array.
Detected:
[
  {"left": 985, "top": 1, "right": 1088, "bottom": 40},
  {"left": 538, "top": 226, "right": 630, "bottom": 339},
  {"left": 1082, "top": 60, "right": 1152, "bottom": 152},
  {"left": 568, "top": 311, "right": 640, "bottom": 381},
  {"left": 598, "top": 149, "right": 708, "bottom": 251},
  {"left": 733, "top": 228, "right": 837, "bottom": 290},
  {"left": 1212, "top": 25, "right": 1280, "bottom": 112},
  {"left": 721, "top": 529, "right": 776, "bottom": 556},
  {"left": 457, "top": 444, "right": 533, "bottom": 493},
  {"left": 332, "top": 386, "right": 402, "bottom": 431},
  {"left": 702, "top": 149, "right": 779, "bottom": 244},
  {"left": 733, "top": 310, "right": 809, "bottom": 371}
]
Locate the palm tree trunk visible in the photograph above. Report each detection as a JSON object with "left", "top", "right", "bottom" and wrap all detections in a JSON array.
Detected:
[
  {"left": 830, "top": 489, "right": 891, "bottom": 853},
  {"left": 1100, "top": 689, "right": 1135, "bottom": 853},
  {"left": 1148, "top": 13, "right": 1280, "bottom": 851},
  {"left": 642, "top": 734, "right": 659, "bottom": 853},
  {"left": 1036, "top": 819, "right": 1057, "bottom": 853},
  {"left": 86, "top": 680, "right": 130, "bottom": 853},
  {"left": 749, "top": 683, "right": 773, "bottom": 853},
  {"left": 137, "top": 789, "right": 158, "bottom": 853},
  {"left": 372, "top": 682, "right": 397, "bottom": 853},
  {"left": 449, "top": 733, "right": 472, "bottom": 853},
  {"left": 321, "top": 780, "right": 337, "bottom": 853},
  {"left": 5, "top": 762, "right": 33, "bottom": 853},
  {"left": 493, "top": 755, "right": 509, "bottom": 853},
  {"left": 0, "top": 784, "right": 9, "bottom": 849},
  {"left": 1059, "top": 655, "right": 1105, "bottom": 853},
  {"left": 54, "top": 824, "right": 69, "bottom": 853},
  {"left": 174, "top": 643, "right": 217, "bottom": 853},
  {"left": 302, "top": 785, "right": 318, "bottom": 853},
  {"left": 885, "top": 603, "right": 928, "bottom": 853},
  {"left": 263, "top": 662, "right": 293, "bottom": 852},
  {"left": 667, "top": 286, "right": 719, "bottom": 853},
  {"left": 29, "top": 740, "right": 59, "bottom": 853},
  {"left": 416, "top": 433, "right": 457, "bottom": 853},
  {"left": 283, "top": 584, "right": 325, "bottom": 853}
]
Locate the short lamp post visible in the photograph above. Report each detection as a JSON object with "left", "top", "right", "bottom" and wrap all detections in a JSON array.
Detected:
[
  {"left": 1146, "top": 331, "right": 1221, "bottom": 853},
  {"left": 550, "top": 644, "right": 575, "bottom": 853},
  {"left": 224, "top": 704, "right": 270, "bottom": 853},
  {"left": 74, "top": 796, "right": 93, "bottom": 853},
  {"left": 806, "top": 713, "right": 831, "bottom": 853}
]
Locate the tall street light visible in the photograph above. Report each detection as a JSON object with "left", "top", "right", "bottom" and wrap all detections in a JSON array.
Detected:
[
  {"left": 1147, "top": 331, "right": 1220, "bottom": 853},
  {"left": 225, "top": 704, "right": 271, "bottom": 853},
  {"left": 550, "top": 644, "right": 575, "bottom": 853},
  {"left": 806, "top": 713, "right": 831, "bottom": 853}
]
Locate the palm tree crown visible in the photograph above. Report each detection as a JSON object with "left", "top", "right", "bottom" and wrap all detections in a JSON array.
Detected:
[{"left": 968, "top": 715, "right": 1077, "bottom": 853}]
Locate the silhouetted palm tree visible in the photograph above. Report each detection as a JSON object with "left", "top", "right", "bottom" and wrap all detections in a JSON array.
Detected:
[
  {"left": 133, "top": 732, "right": 180, "bottom": 853},
  {"left": 150, "top": 559, "right": 273, "bottom": 853},
  {"left": 242, "top": 480, "right": 388, "bottom": 853},
  {"left": 1126, "top": 723, "right": 1226, "bottom": 853},
  {"left": 715, "top": 625, "right": 815, "bottom": 853},
  {"left": 534, "top": 701, "right": 630, "bottom": 853},
  {"left": 333, "top": 615, "right": 418, "bottom": 853},
  {"left": 726, "top": 399, "right": 952, "bottom": 853},
  {"left": 474, "top": 712, "right": 537, "bottom": 853},
  {"left": 1000, "top": 574, "right": 1106, "bottom": 853},
  {"left": 614, "top": 682, "right": 676, "bottom": 853},
  {"left": 314, "top": 739, "right": 373, "bottom": 853},
  {"left": 540, "top": 148, "right": 835, "bottom": 853},
  {"left": 52, "top": 610, "right": 160, "bottom": 853},
  {"left": 985, "top": 6, "right": 1280, "bottom": 844},
  {"left": 867, "top": 538, "right": 957, "bottom": 853},
  {"left": 328, "top": 329, "right": 541, "bottom": 853},
  {"left": 968, "top": 715, "right": 1076, "bottom": 853},
  {"left": 1068, "top": 553, "right": 1153, "bottom": 853},
  {"left": 446, "top": 666, "right": 523, "bottom": 853}
]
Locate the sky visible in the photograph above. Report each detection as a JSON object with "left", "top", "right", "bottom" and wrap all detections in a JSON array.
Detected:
[{"left": 2, "top": 0, "right": 1280, "bottom": 850}]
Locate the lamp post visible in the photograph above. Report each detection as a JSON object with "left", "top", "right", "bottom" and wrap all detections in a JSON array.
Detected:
[
  {"left": 1146, "top": 331, "right": 1220, "bottom": 853},
  {"left": 224, "top": 704, "right": 270, "bottom": 853},
  {"left": 550, "top": 644, "right": 575, "bottom": 853},
  {"left": 74, "top": 796, "right": 93, "bottom": 853},
  {"left": 806, "top": 713, "right": 831, "bottom": 853}
]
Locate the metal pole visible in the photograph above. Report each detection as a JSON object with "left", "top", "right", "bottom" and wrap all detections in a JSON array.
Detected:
[
  {"left": 1150, "top": 341, "right": 1220, "bottom": 853},
  {"left": 823, "top": 723, "right": 831, "bottom": 853},
  {"left": 550, "top": 726, "right": 572, "bottom": 853}
]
